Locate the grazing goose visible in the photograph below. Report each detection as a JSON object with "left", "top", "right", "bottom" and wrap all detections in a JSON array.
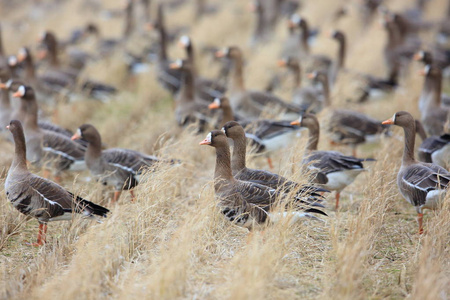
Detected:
[
  {"left": 13, "top": 85, "right": 86, "bottom": 178},
  {"left": 222, "top": 121, "right": 328, "bottom": 204},
  {"left": 291, "top": 113, "right": 374, "bottom": 209},
  {"left": 382, "top": 111, "right": 449, "bottom": 234},
  {"left": 418, "top": 65, "right": 450, "bottom": 136},
  {"left": 209, "top": 97, "right": 301, "bottom": 169},
  {"left": 5, "top": 120, "right": 109, "bottom": 246},
  {"left": 71, "top": 124, "right": 171, "bottom": 203},
  {"left": 216, "top": 46, "right": 303, "bottom": 120},
  {"left": 415, "top": 120, "right": 450, "bottom": 169},
  {"left": 199, "top": 130, "right": 327, "bottom": 230}
]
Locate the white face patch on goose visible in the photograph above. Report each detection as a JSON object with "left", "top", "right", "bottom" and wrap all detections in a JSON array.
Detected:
[
  {"left": 424, "top": 65, "right": 431, "bottom": 75},
  {"left": 39, "top": 31, "right": 46, "bottom": 41},
  {"left": 221, "top": 127, "right": 226, "bottom": 134},
  {"left": 290, "top": 14, "right": 300, "bottom": 24},
  {"left": 6, "top": 79, "right": 13, "bottom": 88},
  {"left": 180, "top": 35, "right": 190, "bottom": 46},
  {"left": 222, "top": 48, "right": 229, "bottom": 56},
  {"left": 213, "top": 98, "right": 221, "bottom": 106},
  {"left": 392, "top": 113, "right": 396, "bottom": 123},
  {"left": 18, "top": 48, "right": 26, "bottom": 57},
  {"left": 297, "top": 115, "right": 303, "bottom": 125},
  {"left": 8, "top": 56, "right": 17, "bottom": 66},
  {"left": 175, "top": 59, "right": 183, "bottom": 67},
  {"left": 77, "top": 128, "right": 82, "bottom": 138},
  {"left": 205, "top": 132, "right": 212, "bottom": 143},
  {"left": 17, "top": 86, "right": 25, "bottom": 97}
]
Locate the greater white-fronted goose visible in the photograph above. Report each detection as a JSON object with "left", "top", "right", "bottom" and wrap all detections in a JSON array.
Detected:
[
  {"left": 5, "top": 120, "right": 109, "bottom": 246},
  {"left": 209, "top": 97, "right": 302, "bottom": 169},
  {"left": 416, "top": 119, "right": 450, "bottom": 169},
  {"left": 71, "top": 124, "right": 172, "bottom": 203},
  {"left": 277, "top": 58, "right": 328, "bottom": 113},
  {"left": 382, "top": 111, "right": 449, "bottom": 234},
  {"left": 13, "top": 85, "right": 86, "bottom": 178},
  {"left": 418, "top": 65, "right": 450, "bottom": 136},
  {"left": 291, "top": 113, "right": 374, "bottom": 209},
  {"left": 222, "top": 121, "right": 328, "bottom": 204},
  {"left": 199, "top": 130, "right": 327, "bottom": 230},
  {"left": 178, "top": 35, "right": 226, "bottom": 101},
  {"left": 216, "top": 46, "right": 303, "bottom": 120},
  {"left": 413, "top": 49, "right": 450, "bottom": 72},
  {"left": 169, "top": 59, "right": 219, "bottom": 131}
]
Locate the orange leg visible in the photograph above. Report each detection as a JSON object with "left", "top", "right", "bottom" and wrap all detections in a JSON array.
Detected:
[
  {"left": 113, "top": 191, "right": 122, "bottom": 203},
  {"left": 130, "top": 190, "right": 136, "bottom": 202},
  {"left": 29, "top": 223, "right": 47, "bottom": 247},
  {"left": 267, "top": 157, "right": 274, "bottom": 170},
  {"left": 335, "top": 192, "right": 340, "bottom": 210},
  {"left": 352, "top": 148, "right": 357, "bottom": 157},
  {"left": 418, "top": 213, "right": 424, "bottom": 234},
  {"left": 53, "top": 176, "right": 62, "bottom": 184}
]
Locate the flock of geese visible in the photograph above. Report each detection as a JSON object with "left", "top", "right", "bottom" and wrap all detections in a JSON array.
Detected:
[{"left": 0, "top": 0, "right": 449, "bottom": 246}]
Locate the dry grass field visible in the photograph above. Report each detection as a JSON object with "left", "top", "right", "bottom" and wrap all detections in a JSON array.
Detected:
[{"left": 0, "top": 0, "right": 449, "bottom": 299}]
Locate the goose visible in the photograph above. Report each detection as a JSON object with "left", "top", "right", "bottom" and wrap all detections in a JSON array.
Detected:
[
  {"left": 199, "top": 130, "right": 327, "bottom": 230},
  {"left": 13, "top": 85, "right": 86, "bottom": 179},
  {"left": 291, "top": 113, "right": 374, "bottom": 209},
  {"left": 415, "top": 120, "right": 450, "bottom": 169},
  {"left": 71, "top": 124, "right": 174, "bottom": 203},
  {"left": 382, "top": 111, "right": 449, "bottom": 234},
  {"left": 277, "top": 58, "right": 328, "bottom": 113},
  {"left": 169, "top": 59, "right": 219, "bottom": 131},
  {"left": 306, "top": 71, "right": 390, "bottom": 155},
  {"left": 216, "top": 46, "right": 303, "bottom": 120},
  {"left": 178, "top": 35, "right": 226, "bottom": 101},
  {"left": 221, "top": 121, "right": 328, "bottom": 204},
  {"left": 209, "top": 97, "right": 302, "bottom": 169},
  {"left": 5, "top": 120, "right": 109, "bottom": 246},
  {"left": 418, "top": 65, "right": 450, "bottom": 136}
]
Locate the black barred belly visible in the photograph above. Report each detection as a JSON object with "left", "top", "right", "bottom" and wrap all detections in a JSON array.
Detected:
[{"left": 221, "top": 207, "right": 250, "bottom": 226}]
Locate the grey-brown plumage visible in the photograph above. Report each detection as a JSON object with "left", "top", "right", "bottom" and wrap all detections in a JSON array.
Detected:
[
  {"left": 13, "top": 85, "right": 86, "bottom": 173},
  {"left": 72, "top": 124, "right": 173, "bottom": 202},
  {"left": 216, "top": 46, "right": 303, "bottom": 120},
  {"left": 222, "top": 121, "right": 328, "bottom": 206},
  {"left": 382, "top": 111, "right": 449, "bottom": 234},
  {"left": 291, "top": 113, "right": 373, "bottom": 209},
  {"left": 416, "top": 119, "right": 450, "bottom": 168},
  {"left": 200, "top": 130, "right": 327, "bottom": 230},
  {"left": 5, "top": 120, "right": 109, "bottom": 245}
]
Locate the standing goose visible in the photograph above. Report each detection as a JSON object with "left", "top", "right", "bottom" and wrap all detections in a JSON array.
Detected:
[
  {"left": 199, "top": 130, "right": 327, "bottom": 230},
  {"left": 418, "top": 65, "right": 450, "bottom": 136},
  {"left": 277, "top": 58, "right": 329, "bottom": 113},
  {"left": 415, "top": 119, "right": 450, "bottom": 169},
  {"left": 307, "top": 71, "right": 390, "bottom": 156},
  {"left": 291, "top": 113, "right": 374, "bottom": 209},
  {"left": 209, "top": 97, "right": 302, "bottom": 169},
  {"left": 382, "top": 111, "right": 449, "bottom": 234},
  {"left": 169, "top": 59, "right": 219, "bottom": 131},
  {"left": 222, "top": 121, "right": 328, "bottom": 204},
  {"left": 71, "top": 124, "right": 172, "bottom": 203},
  {"left": 215, "top": 46, "right": 303, "bottom": 120},
  {"left": 13, "top": 85, "right": 86, "bottom": 178},
  {"left": 178, "top": 35, "right": 226, "bottom": 101},
  {"left": 5, "top": 120, "right": 109, "bottom": 246}
]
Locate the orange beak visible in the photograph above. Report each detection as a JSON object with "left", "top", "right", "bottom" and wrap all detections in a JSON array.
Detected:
[
  {"left": 169, "top": 62, "right": 180, "bottom": 69},
  {"left": 17, "top": 53, "right": 26, "bottom": 62},
  {"left": 208, "top": 102, "right": 220, "bottom": 109},
  {"left": 215, "top": 50, "right": 225, "bottom": 58},
  {"left": 199, "top": 138, "right": 210, "bottom": 145},
  {"left": 307, "top": 73, "right": 316, "bottom": 79},
  {"left": 288, "top": 20, "right": 295, "bottom": 28},
  {"left": 325, "top": 30, "right": 333, "bottom": 38},
  {"left": 290, "top": 120, "right": 300, "bottom": 126},
  {"left": 277, "top": 60, "right": 287, "bottom": 67},
  {"left": 144, "top": 22, "right": 153, "bottom": 31},
  {"left": 71, "top": 133, "right": 81, "bottom": 140},
  {"left": 12, "top": 91, "right": 22, "bottom": 98},
  {"left": 177, "top": 41, "right": 185, "bottom": 48},
  {"left": 0, "top": 83, "right": 6, "bottom": 89},
  {"left": 6, "top": 125, "right": 10, "bottom": 130},
  {"left": 381, "top": 119, "right": 394, "bottom": 125},
  {"left": 413, "top": 52, "right": 422, "bottom": 61}
]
